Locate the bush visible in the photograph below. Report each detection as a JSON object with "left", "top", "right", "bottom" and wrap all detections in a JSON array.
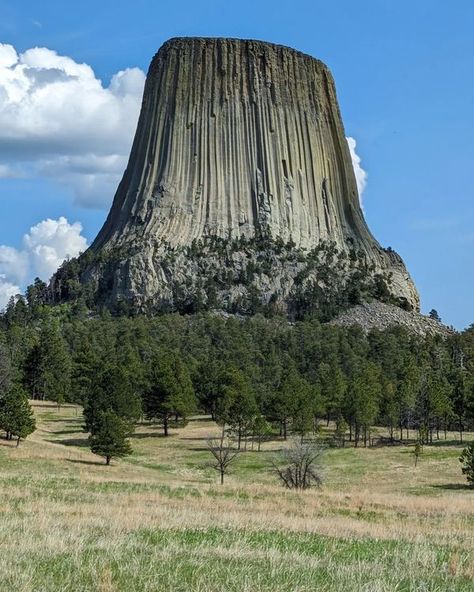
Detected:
[{"left": 273, "top": 439, "right": 324, "bottom": 489}]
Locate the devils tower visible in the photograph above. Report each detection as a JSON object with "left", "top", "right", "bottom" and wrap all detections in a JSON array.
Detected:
[{"left": 53, "top": 38, "right": 419, "bottom": 318}]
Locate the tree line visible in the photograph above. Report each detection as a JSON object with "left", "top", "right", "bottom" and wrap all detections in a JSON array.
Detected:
[{"left": 1, "top": 294, "right": 474, "bottom": 457}]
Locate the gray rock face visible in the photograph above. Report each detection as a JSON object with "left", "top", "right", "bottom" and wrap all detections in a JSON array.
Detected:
[
  {"left": 330, "top": 301, "right": 453, "bottom": 338},
  {"left": 80, "top": 38, "right": 419, "bottom": 313}
]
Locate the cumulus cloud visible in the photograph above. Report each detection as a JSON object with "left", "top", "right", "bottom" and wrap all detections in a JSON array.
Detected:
[
  {"left": 0, "top": 277, "right": 21, "bottom": 310},
  {"left": 0, "top": 217, "right": 88, "bottom": 309},
  {"left": 346, "top": 137, "right": 368, "bottom": 205},
  {"left": 0, "top": 42, "right": 145, "bottom": 208}
]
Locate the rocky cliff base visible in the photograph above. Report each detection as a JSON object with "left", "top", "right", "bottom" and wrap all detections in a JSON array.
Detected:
[
  {"left": 52, "top": 237, "right": 408, "bottom": 321},
  {"left": 330, "top": 301, "right": 453, "bottom": 338}
]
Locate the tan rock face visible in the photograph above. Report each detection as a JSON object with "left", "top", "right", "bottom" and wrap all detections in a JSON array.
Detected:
[{"left": 85, "top": 37, "right": 419, "bottom": 312}]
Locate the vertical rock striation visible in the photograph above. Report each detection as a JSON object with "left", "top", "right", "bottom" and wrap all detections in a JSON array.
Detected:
[{"left": 60, "top": 38, "right": 419, "bottom": 314}]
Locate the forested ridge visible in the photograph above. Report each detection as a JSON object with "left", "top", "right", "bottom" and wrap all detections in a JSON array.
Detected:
[{"left": 1, "top": 291, "right": 473, "bottom": 450}]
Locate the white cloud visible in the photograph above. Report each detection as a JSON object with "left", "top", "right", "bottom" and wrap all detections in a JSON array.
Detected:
[
  {"left": 0, "top": 217, "right": 88, "bottom": 308},
  {"left": 0, "top": 276, "right": 21, "bottom": 310},
  {"left": 346, "top": 137, "right": 368, "bottom": 206},
  {"left": 0, "top": 164, "right": 23, "bottom": 178},
  {"left": 0, "top": 43, "right": 145, "bottom": 209},
  {"left": 0, "top": 245, "right": 29, "bottom": 284}
]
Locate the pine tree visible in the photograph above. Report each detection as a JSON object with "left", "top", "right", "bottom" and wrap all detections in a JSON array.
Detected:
[
  {"left": 144, "top": 351, "right": 196, "bottom": 436},
  {"left": 459, "top": 441, "right": 474, "bottom": 487},
  {"left": 0, "top": 342, "right": 11, "bottom": 396},
  {"left": 318, "top": 362, "right": 346, "bottom": 425},
  {"left": 0, "top": 386, "right": 36, "bottom": 445},
  {"left": 345, "top": 362, "right": 381, "bottom": 446},
  {"left": 216, "top": 368, "right": 258, "bottom": 449},
  {"left": 270, "top": 361, "right": 308, "bottom": 440},
  {"left": 84, "top": 364, "right": 142, "bottom": 434},
  {"left": 89, "top": 410, "right": 132, "bottom": 465},
  {"left": 194, "top": 358, "right": 227, "bottom": 419},
  {"left": 428, "top": 309, "right": 442, "bottom": 322},
  {"left": 251, "top": 415, "right": 272, "bottom": 451},
  {"left": 37, "top": 319, "right": 71, "bottom": 406},
  {"left": 70, "top": 334, "right": 99, "bottom": 406}
]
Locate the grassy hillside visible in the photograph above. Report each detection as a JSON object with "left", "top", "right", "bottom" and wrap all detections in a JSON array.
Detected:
[{"left": 1, "top": 401, "right": 473, "bottom": 591}]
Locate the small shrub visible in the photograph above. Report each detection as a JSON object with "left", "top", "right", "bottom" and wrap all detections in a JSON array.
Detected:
[{"left": 273, "top": 439, "right": 324, "bottom": 490}]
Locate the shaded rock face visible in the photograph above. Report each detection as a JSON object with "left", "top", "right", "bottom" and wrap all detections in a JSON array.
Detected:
[{"left": 70, "top": 38, "right": 419, "bottom": 314}]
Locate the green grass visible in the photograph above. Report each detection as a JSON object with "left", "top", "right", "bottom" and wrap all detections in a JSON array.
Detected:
[
  {"left": 0, "top": 401, "right": 473, "bottom": 591},
  {"left": 1, "top": 526, "right": 472, "bottom": 591}
]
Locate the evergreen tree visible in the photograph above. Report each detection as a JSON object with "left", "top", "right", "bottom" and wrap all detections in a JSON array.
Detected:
[
  {"left": 251, "top": 415, "right": 272, "bottom": 451},
  {"left": 194, "top": 358, "right": 227, "bottom": 418},
  {"left": 144, "top": 350, "right": 196, "bottom": 436},
  {"left": 0, "top": 342, "right": 11, "bottom": 396},
  {"left": 345, "top": 362, "right": 381, "bottom": 446},
  {"left": 89, "top": 410, "right": 132, "bottom": 465},
  {"left": 70, "top": 335, "right": 99, "bottom": 406},
  {"left": 269, "top": 360, "right": 308, "bottom": 439},
  {"left": 84, "top": 364, "right": 142, "bottom": 434},
  {"left": 37, "top": 319, "right": 71, "bottom": 406},
  {"left": 429, "top": 309, "right": 442, "bottom": 322},
  {"left": 395, "top": 359, "right": 419, "bottom": 440},
  {"left": 215, "top": 367, "right": 257, "bottom": 449},
  {"left": 318, "top": 361, "right": 346, "bottom": 425},
  {"left": 0, "top": 386, "right": 36, "bottom": 445},
  {"left": 459, "top": 441, "right": 474, "bottom": 487}
]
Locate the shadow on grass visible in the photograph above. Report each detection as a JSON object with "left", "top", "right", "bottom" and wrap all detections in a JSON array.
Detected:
[
  {"left": 0, "top": 439, "right": 18, "bottom": 448},
  {"left": 42, "top": 418, "right": 82, "bottom": 423},
  {"left": 430, "top": 439, "right": 466, "bottom": 447},
  {"left": 180, "top": 436, "right": 215, "bottom": 442},
  {"left": 47, "top": 438, "right": 89, "bottom": 448},
  {"left": 130, "top": 431, "right": 170, "bottom": 439},
  {"left": 53, "top": 429, "right": 84, "bottom": 436},
  {"left": 431, "top": 483, "right": 472, "bottom": 491},
  {"left": 66, "top": 459, "right": 105, "bottom": 466}
]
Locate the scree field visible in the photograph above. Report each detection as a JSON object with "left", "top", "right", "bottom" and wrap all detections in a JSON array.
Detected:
[{"left": 1, "top": 401, "right": 473, "bottom": 592}]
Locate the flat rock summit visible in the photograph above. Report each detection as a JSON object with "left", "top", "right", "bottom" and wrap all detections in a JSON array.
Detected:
[{"left": 53, "top": 37, "right": 420, "bottom": 319}]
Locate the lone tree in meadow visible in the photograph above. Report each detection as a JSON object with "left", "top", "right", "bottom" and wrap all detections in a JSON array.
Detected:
[
  {"left": 273, "top": 439, "right": 324, "bottom": 490},
  {"left": 206, "top": 434, "right": 241, "bottom": 485},
  {"left": 459, "top": 442, "right": 474, "bottom": 487},
  {"left": 0, "top": 386, "right": 36, "bottom": 446},
  {"left": 89, "top": 410, "right": 132, "bottom": 465}
]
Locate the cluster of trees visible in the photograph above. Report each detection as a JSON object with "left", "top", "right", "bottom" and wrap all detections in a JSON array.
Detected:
[
  {"left": 0, "top": 343, "right": 36, "bottom": 445},
  {"left": 1, "top": 294, "right": 474, "bottom": 460}
]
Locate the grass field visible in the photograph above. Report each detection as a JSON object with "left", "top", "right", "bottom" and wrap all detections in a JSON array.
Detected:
[{"left": 0, "top": 401, "right": 473, "bottom": 591}]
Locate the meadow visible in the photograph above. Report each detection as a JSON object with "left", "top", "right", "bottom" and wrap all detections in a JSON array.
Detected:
[{"left": 0, "top": 401, "right": 473, "bottom": 592}]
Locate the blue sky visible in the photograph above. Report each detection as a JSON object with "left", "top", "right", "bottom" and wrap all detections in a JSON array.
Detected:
[{"left": 0, "top": 0, "right": 473, "bottom": 328}]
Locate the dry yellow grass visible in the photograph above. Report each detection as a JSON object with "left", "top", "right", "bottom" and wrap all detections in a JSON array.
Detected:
[{"left": 0, "top": 401, "right": 473, "bottom": 591}]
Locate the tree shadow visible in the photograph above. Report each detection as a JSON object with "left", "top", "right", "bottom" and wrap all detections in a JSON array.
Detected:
[
  {"left": 130, "top": 432, "right": 167, "bottom": 439},
  {"left": 43, "top": 418, "right": 82, "bottom": 423},
  {"left": 53, "top": 429, "right": 84, "bottom": 435},
  {"left": 430, "top": 440, "right": 466, "bottom": 447},
  {"left": 180, "top": 436, "right": 216, "bottom": 441},
  {"left": 66, "top": 459, "right": 104, "bottom": 466},
  {"left": 47, "top": 438, "right": 89, "bottom": 448},
  {"left": 431, "top": 483, "right": 472, "bottom": 491}
]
